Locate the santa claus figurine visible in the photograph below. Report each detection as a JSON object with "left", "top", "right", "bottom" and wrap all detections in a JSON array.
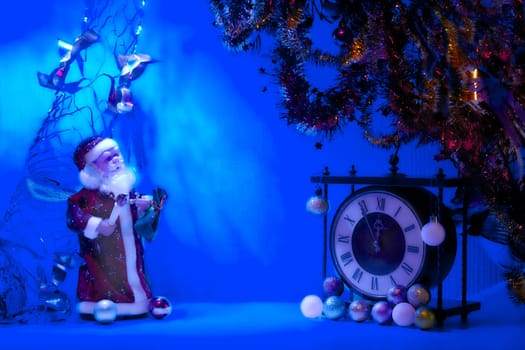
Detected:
[{"left": 66, "top": 136, "right": 159, "bottom": 318}]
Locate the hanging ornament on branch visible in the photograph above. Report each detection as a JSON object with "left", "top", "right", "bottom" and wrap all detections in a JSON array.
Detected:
[
  {"left": 107, "top": 53, "right": 159, "bottom": 114},
  {"left": 36, "top": 29, "right": 99, "bottom": 93}
]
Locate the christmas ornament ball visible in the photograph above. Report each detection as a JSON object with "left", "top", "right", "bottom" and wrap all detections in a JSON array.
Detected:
[
  {"left": 414, "top": 306, "right": 436, "bottom": 330},
  {"left": 323, "top": 276, "right": 344, "bottom": 297},
  {"left": 348, "top": 299, "right": 370, "bottom": 322},
  {"left": 371, "top": 301, "right": 392, "bottom": 325},
  {"left": 149, "top": 296, "right": 172, "bottom": 319},
  {"left": 39, "top": 287, "right": 71, "bottom": 314},
  {"left": 306, "top": 195, "right": 329, "bottom": 215},
  {"left": 323, "top": 295, "right": 346, "bottom": 320},
  {"left": 387, "top": 284, "right": 407, "bottom": 305},
  {"left": 93, "top": 299, "right": 117, "bottom": 324},
  {"left": 407, "top": 284, "right": 431, "bottom": 308},
  {"left": 421, "top": 220, "right": 446, "bottom": 246},
  {"left": 300, "top": 295, "right": 323, "bottom": 318},
  {"left": 392, "top": 302, "right": 415, "bottom": 327}
]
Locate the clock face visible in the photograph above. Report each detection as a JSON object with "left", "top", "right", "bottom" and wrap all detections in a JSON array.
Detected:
[{"left": 330, "top": 188, "right": 426, "bottom": 299}]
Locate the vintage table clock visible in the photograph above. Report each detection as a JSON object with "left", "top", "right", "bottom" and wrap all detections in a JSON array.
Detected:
[
  {"left": 330, "top": 185, "right": 456, "bottom": 300},
  {"left": 310, "top": 166, "right": 481, "bottom": 324}
]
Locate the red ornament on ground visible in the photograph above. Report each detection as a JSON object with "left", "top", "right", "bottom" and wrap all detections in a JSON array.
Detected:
[{"left": 149, "top": 296, "right": 172, "bottom": 320}]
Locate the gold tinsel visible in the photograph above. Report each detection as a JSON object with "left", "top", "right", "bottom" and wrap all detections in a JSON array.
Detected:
[
  {"left": 340, "top": 38, "right": 366, "bottom": 66},
  {"left": 286, "top": 6, "right": 305, "bottom": 30}
]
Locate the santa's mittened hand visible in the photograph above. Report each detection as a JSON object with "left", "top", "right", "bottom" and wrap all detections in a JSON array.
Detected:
[
  {"left": 153, "top": 187, "right": 168, "bottom": 210},
  {"left": 97, "top": 219, "right": 116, "bottom": 236}
]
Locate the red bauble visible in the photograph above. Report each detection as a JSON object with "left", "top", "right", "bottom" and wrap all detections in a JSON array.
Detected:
[{"left": 149, "top": 296, "right": 172, "bottom": 320}]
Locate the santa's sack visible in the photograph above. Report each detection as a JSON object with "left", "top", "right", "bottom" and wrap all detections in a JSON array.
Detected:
[{"left": 134, "top": 187, "right": 167, "bottom": 242}]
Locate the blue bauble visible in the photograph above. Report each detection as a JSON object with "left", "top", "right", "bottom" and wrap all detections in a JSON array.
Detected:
[
  {"left": 93, "top": 299, "right": 117, "bottom": 324},
  {"left": 323, "top": 295, "right": 346, "bottom": 320}
]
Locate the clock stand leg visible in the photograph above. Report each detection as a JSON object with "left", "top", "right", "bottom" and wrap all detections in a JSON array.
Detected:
[
  {"left": 322, "top": 167, "right": 330, "bottom": 279},
  {"left": 434, "top": 180, "right": 481, "bottom": 326},
  {"left": 459, "top": 184, "right": 481, "bottom": 323},
  {"left": 436, "top": 173, "right": 444, "bottom": 327}
]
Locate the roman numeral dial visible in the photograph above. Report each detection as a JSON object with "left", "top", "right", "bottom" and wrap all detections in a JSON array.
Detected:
[{"left": 330, "top": 188, "right": 427, "bottom": 299}]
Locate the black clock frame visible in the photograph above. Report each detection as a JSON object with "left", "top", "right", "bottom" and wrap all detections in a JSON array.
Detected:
[{"left": 310, "top": 166, "right": 481, "bottom": 326}]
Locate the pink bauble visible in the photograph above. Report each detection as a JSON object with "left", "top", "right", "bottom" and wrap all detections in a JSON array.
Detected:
[
  {"left": 392, "top": 302, "right": 415, "bottom": 327},
  {"left": 300, "top": 295, "right": 323, "bottom": 318},
  {"left": 149, "top": 296, "right": 172, "bottom": 320}
]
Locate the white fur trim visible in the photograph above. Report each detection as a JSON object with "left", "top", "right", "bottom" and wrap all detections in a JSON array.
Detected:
[
  {"left": 79, "top": 166, "right": 102, "bottom": 190},
  {"left": 77, "top": 299, "right": 150, "bottom": 316},
  {"left": 119, "top": 203, "right": 148, "bottom": 303},
  {"left": 85, "top": 138, "right": 118, "bottom": 165},
  {"left": 84, "top": 216, "right": 102, "bottom": 239}
]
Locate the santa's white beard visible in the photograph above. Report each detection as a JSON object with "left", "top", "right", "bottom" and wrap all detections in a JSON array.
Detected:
[
  {"left": 79, "top": 163, "right": 136, "bottom": 194},
  {"left": 99, "top": 168, "right": 136, "bottom": 196}
]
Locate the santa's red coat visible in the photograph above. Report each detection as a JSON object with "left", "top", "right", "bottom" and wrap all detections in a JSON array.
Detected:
[{"left": 67, "top": 188, "right": 152, "bottom": 304}]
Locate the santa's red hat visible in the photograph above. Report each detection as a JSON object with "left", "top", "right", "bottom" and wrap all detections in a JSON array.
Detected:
[{"left": 74, "top": 137, "right": 118, "bottom": 189}]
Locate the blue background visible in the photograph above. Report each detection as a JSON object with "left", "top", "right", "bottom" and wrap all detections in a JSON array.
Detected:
[{"left": 0, "top": 0, "right": 458, "bottom": 305}]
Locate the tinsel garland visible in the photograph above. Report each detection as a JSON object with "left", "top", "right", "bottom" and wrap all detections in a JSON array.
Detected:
[{"left": 211, "top": 0, "right": 525, "bottom": 304}]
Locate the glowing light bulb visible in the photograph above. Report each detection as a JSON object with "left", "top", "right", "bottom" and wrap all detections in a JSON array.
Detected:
[{"left": 472, "top": 68, "right": 479, "bottom": 101}]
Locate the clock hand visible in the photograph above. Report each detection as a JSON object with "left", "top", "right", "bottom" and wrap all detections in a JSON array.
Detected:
[
  {"left": 361, "top": 210, "right": 380, "bottom": 253},
  {"left": 373, "top": 216, "right": 384, "bottom": 236},
  {"left": 373, "top": 216, "right": 385, "bottom": 251}
]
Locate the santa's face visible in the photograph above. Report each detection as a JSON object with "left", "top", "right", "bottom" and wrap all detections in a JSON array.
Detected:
[
  {"left": 92, "top": 146, "right": 136, "bottom": 196},
  {"left": 93, "top": 146, "right": 124, "bottom": 176}
]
